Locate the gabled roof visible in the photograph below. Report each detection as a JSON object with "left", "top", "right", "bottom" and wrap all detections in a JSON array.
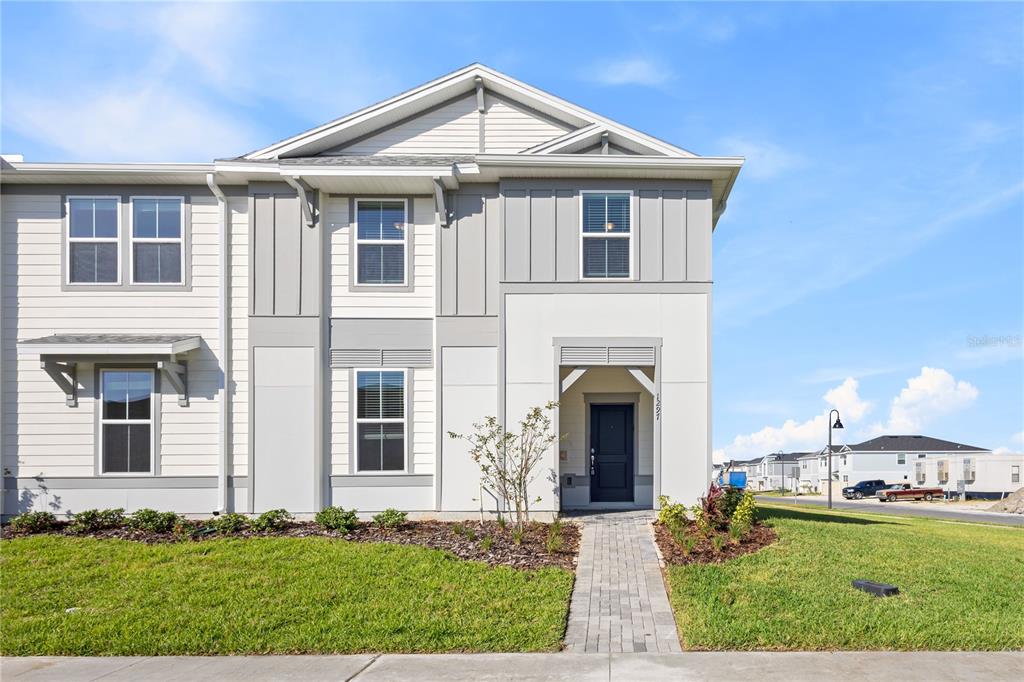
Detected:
[
  {"left": 242, "top": 63, "right": 696, "bottom": 160},
  {"left": 847, "top": 435, "right": 989, "bottom": 453}
]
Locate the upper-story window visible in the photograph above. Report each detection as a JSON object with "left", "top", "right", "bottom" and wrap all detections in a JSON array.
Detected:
[
  {"left": 581, "top": 192, "right": 631, "bottom": 279},
  {"left": 131, "top": 197, "right": 184, "bottom": 284},
  {"left": 68, "top": 197, "right": 120, "bottom": 284},
  {"left": 897, "top": 453, "right": 906, "bottom": 465},
  {"left": 356, "top": 199, "right": 407, "bottom": 285}
]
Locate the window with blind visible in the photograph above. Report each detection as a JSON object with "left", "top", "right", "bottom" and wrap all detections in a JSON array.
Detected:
[
  {"left": 68, "top": 197, "right": 120, "bottom": 283},
  {"left": 581, "top": 192, "right": 631, "bottom": 279},
  {"left": 356, "top": 199, "right": 407, "bottom": 285},
  {"left": 100, "top": 369, "right": 154, "bottom": 473},
  {"left": 355, "top": 370, "right": 406, "bottom": 471},
  {"left": 131, "top": 197, "right": 183, "bottom": 284}
]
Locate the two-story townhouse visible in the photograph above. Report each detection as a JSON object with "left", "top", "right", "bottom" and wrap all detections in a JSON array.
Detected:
[{"left": 1, "top": 64, "right": 743, "bottom": 518}]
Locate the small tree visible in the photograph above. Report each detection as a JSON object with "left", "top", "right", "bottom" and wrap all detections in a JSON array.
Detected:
[{"left": 449, "top": 402, "right": 558, "bottom": 531}]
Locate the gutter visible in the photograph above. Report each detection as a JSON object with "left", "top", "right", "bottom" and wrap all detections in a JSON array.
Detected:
[{"left": 205, "top": 173, "right": 230, "bottom": 514}]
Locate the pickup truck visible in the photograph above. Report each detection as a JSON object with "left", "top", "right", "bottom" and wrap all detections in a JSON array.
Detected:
[
  {"left": 876, "top": 483, "right": 943, "bottom": 502},
  {"left": 842, "top": 480, "right": 888, "bottom": 499}
]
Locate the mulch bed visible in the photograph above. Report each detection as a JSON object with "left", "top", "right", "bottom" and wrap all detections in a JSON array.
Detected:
[
  {"left": 653, "top": 521, "right": 776, "bottom": 565},
  {"left": 1, "top": 520, "right": 580, "bottom": 571}
]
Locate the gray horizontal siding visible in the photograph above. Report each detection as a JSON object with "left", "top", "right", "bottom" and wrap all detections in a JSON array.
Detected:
[{"left": 330, "top": 318, "right": 432, "bottom": 349}]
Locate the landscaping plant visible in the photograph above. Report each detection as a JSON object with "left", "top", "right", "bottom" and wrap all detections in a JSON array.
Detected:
[
  {"left": 211, "top": 512, "right": 248, "bottom": 534},
  {"left": 8, "top": 511, "right": 57, "bottom": 534},
  {"left": 251, "top": 509, "right": 292, "bottom": 533},
  {"left": 448, "top": 402, "right": 559, "bottom": 532},
  {"left": 730, "top": 490, "right": 756, "bottom": 537},
  {"left": 657, "top": 495, "right": 688, "bottom": 529},
  {"left": 372, "top": 508, "right": 407, "bottom": 529},
  {"left": 126, "top": 509, "right": 181, "bottom": 534},
  {"left": 69, "top": 508, "right": 124, "bottom": 534},
  {"left": 315, "top": 506, "right": 358, "bottom": 532},
  {"left": 545, "top": 518, "right": 564, "bottom": 554}
]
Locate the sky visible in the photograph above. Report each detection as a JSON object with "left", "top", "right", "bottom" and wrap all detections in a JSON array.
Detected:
[{"left": 2, "top": 2, "right": 1022, "bottom": 460}]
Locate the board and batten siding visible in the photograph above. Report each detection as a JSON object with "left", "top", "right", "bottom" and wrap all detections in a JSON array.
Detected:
[
  {"left": 439, "top": 186, "right": 500, "bottom": 316},
  {"left": 327, "top": 195, "right": 435, "bottom": 318},
  {"left": 499, "top": 181, "right": 713, "bottom": 283},
  {"left": 1, "top": 193, "right": 238, "bottom": 479},
  {"left": 328, "top": 366, "right": 435, "bottom": 476}
]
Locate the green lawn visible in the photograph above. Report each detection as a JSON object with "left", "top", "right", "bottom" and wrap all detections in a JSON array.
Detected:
[
  {"left": 666, "top": 504, "right": 1024, "bottom": 650},
  {"left": 0, "top": 536, "right": 574, "bottom": 655}
]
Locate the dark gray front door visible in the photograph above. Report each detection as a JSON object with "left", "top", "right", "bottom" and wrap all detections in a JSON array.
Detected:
[{"left": 590, "top": 404, "right": 634, "bottom": 502}]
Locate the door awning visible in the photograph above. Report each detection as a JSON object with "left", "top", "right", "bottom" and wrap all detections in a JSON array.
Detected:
[{"left": 17, "top": 334, "right": 201, "bottom": 408}]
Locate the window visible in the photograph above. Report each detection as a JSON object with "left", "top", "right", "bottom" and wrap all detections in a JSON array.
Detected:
[
  {"left": 356, "top": 199, "right": 406, "bottom": 285},
  {"left": 918, "top": 453, "right": 926, "bottom": 459},
  {"left": 100, "top": 369, "right": 154, "bottom": 473},
  {"left": 68, "top": 197, "right": 119, "bottom": 283},
  {"left": 897, "top": 454, "right": 906, "bottom": 465},
  {"left": 843, "top": 475, "right": 849, "bottom": 483},
  {"left": 581, "top": 192, "right": 631, "bottom": 279},
  {"left": 355, "top": 370, "right": 406, "bottom": 471},
  {"left": 1013, "top": 466, "right": 1020, "bottom": 484},
  {"left": 131, "top": 197, "right": 183, "bottom": 284}
]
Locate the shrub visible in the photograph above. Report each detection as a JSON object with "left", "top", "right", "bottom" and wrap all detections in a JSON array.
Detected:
[
  {"left": 251, "top": 509, "right": 292, "bottom": 533},
  {"left": 126, "top": 508, "right": 181, "bottom": 534},
  {"left": 211, "top": 512, "right": 248, "bottom": 534},
  {"left": 172, "top": 519, "right": 196, "bottom": 540},
  {"left": 692, "top": 483, "right": 728, "bottom": 536},
  {"left": 657, "top": 495, "right": 688, "bottom": 529},
  {"left": 315, "top": 506, "right": 358, "bottom": 532},
  {"left": 720, "top": 487, "right": 744, "bottom": 518},
  {"left": 731, "top": 490, "right": 757, "bottom": 537},
  {"left": 479, "top": 535, "right": 494, "bottom": 551},
  {"left": 452, "top": 522, "right": 466, "bottom": 536},
  {"left": 372, "top": 508, "right": 407, "bottom": 529},
  {"left": 8, "top": 510, "right": 57, "bottom": 534},
  {"left": 69, "top": 508, "right": 124, "bottom": 534}
]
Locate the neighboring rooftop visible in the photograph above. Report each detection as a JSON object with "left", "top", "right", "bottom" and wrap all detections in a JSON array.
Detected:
[{"left": 847, "top": 435, "right": 989, "bottom": 453}]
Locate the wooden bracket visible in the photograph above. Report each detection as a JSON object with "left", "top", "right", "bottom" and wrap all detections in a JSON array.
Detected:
[
  {"left": 560, "top": 367, "right": 588, "bottom": 394},
  {"left": 158, "top": 360, "right": 189, "bottom": 407},
  {"left": 41, "top": 361, "right": 77, "bottom": 407},
  {"left": 626, "top": 367, "right": 655, "bottom": 396}
]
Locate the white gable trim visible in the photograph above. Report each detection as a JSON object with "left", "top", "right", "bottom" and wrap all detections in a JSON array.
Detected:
[
  {"left": 524, "top": 125, "right": 673, "bottom": 156},
  {"left": 243, "top": 64, "right": 694, "bottom": 160}
]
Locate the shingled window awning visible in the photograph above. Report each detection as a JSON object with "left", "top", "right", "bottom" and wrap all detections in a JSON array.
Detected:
[{"left": 17, "top": 334, "right": 201, "bottom": 408}]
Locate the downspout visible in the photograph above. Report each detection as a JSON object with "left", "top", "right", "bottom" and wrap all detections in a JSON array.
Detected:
[{"left": 206, "top": 173, "right": 230, "bottom": 514}]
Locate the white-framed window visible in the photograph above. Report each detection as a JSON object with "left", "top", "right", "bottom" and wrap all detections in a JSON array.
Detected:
[
  {"left": 130, "top": 197, "right": 184, "bottom": 284},
  {"left": 1012, "top": 465, "right": 1020, "bottom": 484},
  {"left": 355, "top": 199, "right": 407, "bottom": 285},
  {"left": 354, "top": 369, "right": 406, "bottom": 471},
  {"left": 897, "top": 453, "right": 906, "bottom": 465},
  {"left": 580, "top": 191, "right": 632, "bottom": 279},
  {"left": 67, "top": 196, "right": 120, "bottom": 284},
  {"left": 100, "top": 369, "right": 155, "bottom": 474}
]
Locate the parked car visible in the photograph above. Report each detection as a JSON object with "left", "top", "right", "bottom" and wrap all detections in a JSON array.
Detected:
[
  {"left": 876, "top": 483, "right": 944, "bottom": 502},
  {"left": 842, "top": 480, "right": 888, "bottom": 500}
]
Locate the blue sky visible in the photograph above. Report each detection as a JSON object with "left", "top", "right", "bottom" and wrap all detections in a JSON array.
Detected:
[{"left": 3, "top": 2, "right": 1022, "bottom": 458}]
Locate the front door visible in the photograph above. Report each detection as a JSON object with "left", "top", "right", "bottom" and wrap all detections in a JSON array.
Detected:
[{"left": 590, "top": 404, "right": 634, "bottom": 502}]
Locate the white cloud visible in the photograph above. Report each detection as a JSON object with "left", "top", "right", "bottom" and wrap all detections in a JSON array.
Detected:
[
  {"left": 4, "top": 85, "right": 260, "bottom": 161},
  {"left": 867, "top": 367, "right": 979, "bottom": 436},
  {"left": 588, "top": 57, "right": 674, "bottom": 87},
  {"left": 1013, "top": 431, "right": 1024, "bottom": 445},
  {"left": 714, "top": 377, "right": 870, "bottom": 463},
  {"left": 718, "top": 135, "right": 806, "bottom": 180}
]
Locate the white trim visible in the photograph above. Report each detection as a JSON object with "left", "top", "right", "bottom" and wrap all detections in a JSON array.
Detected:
[
  {"left": 352, "top": 368, "right": 409, "bottom": 474},
  {"left": 242, "top": 64, "right": 694, "bottom": 160},
  {"left": 353, "top": 198, "right": 409, "bottom": 287},
  {"left": 18, "top": 337, "right": 201, "bottom": 356},
  {"left": 98, "top": 368, "right": 156, "bottom": 476},
  {"left": 128, "top": 196, "right": 185, "bottom": 285},
  {"left": 66, "top": 195, "right": 122, "bottom": 286},
  {"left": 578, "top": 190, "right": 634, "bottom": 281}
]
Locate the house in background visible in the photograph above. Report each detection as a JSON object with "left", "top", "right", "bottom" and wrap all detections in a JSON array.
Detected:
[
  {"left": 1, "top": 64, "right": 743, "bottom": 518},
  {"left": 835, "top": 435, "right": 1020, "bottom": 499}
]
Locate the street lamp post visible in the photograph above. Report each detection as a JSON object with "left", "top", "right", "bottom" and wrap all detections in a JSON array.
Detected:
[{"left": 827, "top": 409, "right": 844, "bottom": 509}]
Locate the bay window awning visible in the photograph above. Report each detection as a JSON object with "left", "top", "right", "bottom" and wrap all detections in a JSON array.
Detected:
[{"left": 17, "top": 334, "right": 201, "bottom": 408}]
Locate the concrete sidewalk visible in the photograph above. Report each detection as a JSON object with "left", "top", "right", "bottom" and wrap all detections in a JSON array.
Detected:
[{"left": 4, "top": 652, "right": 1023, "bottom": 681}]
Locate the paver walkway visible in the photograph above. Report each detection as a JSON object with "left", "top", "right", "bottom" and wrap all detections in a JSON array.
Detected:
[{"left": 563, "top": 510, "right": 680, "bottom": 653}]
